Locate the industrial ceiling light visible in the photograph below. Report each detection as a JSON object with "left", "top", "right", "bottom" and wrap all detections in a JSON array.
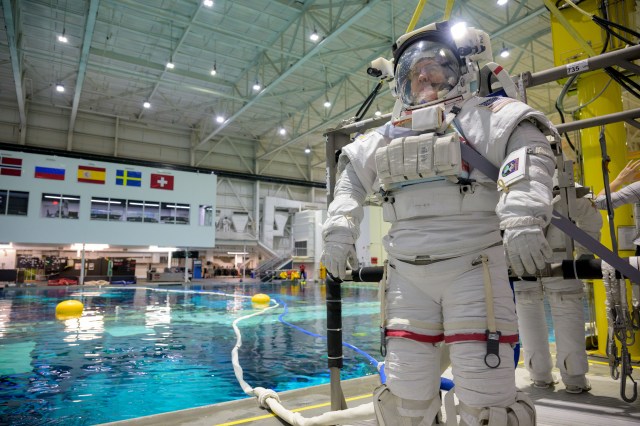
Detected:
[
  {"left": 210, "top": 62, "right": 217, "bottom": 76},
  {"left": 252, "top": 80, "right": 261, "bottom": 91},
  {"left": 143, "top": 101, "right": 151, "bottom": 109},
  {"left": 203, "top": 0, "right": 214, "bottom": 7},
  {"left": 58, "top": 29, "right": 68, "bottom": 43},
  {"left": 216, "top": 115, "right": 225, "bottom": 123},
  {"left": 166, "top": 58, "right": 175, "bottom": 69},
  {"left": 374, "top": 104, "right": 382, "bottom": 117},
  {"left": 304, "top": 145, "right": 311, "bottom": 154},
  {"left": 323, "top": 69, "right": 331, "bottom": 108},
  {"left": 450, "top": 22, "right": 468, "bottom": 40},
  {"left": 55, "top": 83, "right": 65, "bottom": 93},
  {"left": 500, "top": 44, "right": 510, "bottom": 58},
  {"left": 279, "top": 126, "right": 286, "bottom": 136},
  {"left": 497, "top": 0, "right": 509, "bottom": 5},
  {"left": 310, "top": 28, "right": 319, "bottom": 42}
]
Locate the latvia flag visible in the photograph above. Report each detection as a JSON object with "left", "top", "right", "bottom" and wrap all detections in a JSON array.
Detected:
[
  {"left": 150, "top": 173, "right": 174, "bottom": 190},
  {"left": 0, "top": 157, "right": 22, "bottom": 176}
]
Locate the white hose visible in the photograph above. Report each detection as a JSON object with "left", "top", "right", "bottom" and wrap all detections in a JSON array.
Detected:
[
  {"left": 231, "top": 301, "right": 281, "bottom": 394},
  {"left": 231, "top": 299, "right": 376, "bottom": 425}
]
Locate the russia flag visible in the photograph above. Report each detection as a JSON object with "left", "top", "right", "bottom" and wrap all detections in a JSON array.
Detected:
[{"left": 35, "top": 166, "right": 66, "bottom": 180}]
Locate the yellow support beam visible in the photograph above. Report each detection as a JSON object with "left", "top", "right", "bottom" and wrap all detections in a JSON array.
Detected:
[
  {"left": 443, "top": 0, "right": 455, "bottom": 21},
  {"left": 407, "top": 0, "right": 428, "bottom": 33},
  {"left": 543, "top": 0, "right": 597, "bottom": 59}
]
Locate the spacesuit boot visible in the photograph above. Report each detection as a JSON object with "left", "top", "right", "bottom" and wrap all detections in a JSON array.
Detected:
[{"left": 514, "top": 283, "right": 557, "bottom": 387}]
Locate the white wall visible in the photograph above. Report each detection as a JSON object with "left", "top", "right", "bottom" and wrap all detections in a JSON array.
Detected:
[{"left": 0, "top": 151, "right": 216, "bottom": 247}]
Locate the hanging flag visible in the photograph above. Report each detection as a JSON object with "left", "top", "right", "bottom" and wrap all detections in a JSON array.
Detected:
[
  {"left": 115, "top": 169, "right": 142, "bottom": 187},
  {"left": 77, "top": 165, "right": 106, "bottom": 184},
  {"left": 0, "top": 157, "right": 22, "bottom": 176},
  {"left": 150, "top": 173, "right": 174, "bottom": 190},
  {"left": 35, "top": 166, "right": 66, "bottom": 180}
]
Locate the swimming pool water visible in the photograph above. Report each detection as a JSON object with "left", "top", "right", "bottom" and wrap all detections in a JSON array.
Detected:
[{"left": 0, "top": 283, "right": 381, "bottom": 425}]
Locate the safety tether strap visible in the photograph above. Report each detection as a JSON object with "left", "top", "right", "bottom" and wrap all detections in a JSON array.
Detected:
[
  {"left": 480, "top": 255, "right": 496, "bottom": 333},
  {"left": 458, "top": 142, "right": 640, "bottom": 285},
  {"left": 475, "top": 254, "right": 502, "bottom": 368},
  {"left": 380, "top": 260, "right": 388, "bottom": 357}
]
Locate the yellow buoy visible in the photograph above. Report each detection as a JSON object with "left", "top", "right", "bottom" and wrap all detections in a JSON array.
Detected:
[
  {"left": 251, "top": 293, "right": 270, "bottom": 305},
  {"left": 55, "top": 300, "right": 84, "bottom": 320}
]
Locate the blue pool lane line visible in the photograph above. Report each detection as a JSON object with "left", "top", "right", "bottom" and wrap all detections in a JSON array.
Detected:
[{"left": 275, "top": 298, "right": 455, "bottom": 391}]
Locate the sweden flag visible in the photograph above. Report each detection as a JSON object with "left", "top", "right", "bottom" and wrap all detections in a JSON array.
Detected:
[{"left": 116, "top": 169, "right": 142, "bottom": 187}]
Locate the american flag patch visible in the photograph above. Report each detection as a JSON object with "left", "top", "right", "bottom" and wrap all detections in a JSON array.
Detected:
[{"left": 478, "top": 96, "right": 517, "bottom": 112}]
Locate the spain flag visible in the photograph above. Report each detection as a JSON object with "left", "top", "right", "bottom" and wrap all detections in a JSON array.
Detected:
[
  {"left": 77, "top": 165, "right": 106, "bottom": 184},
  {"left": 116, "top": 169, "right": 142, "bottom": 187}
]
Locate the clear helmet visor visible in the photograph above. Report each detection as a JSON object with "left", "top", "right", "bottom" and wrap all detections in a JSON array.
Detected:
[{"left": 396, "top": 41, "right": 461, "bottom": 107}]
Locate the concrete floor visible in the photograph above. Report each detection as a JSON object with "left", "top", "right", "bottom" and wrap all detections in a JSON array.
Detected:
[{"left": 99, "top": 354, "right": 640, "bottom": 426}]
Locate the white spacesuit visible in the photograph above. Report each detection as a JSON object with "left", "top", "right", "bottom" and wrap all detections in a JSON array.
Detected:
[
  {"left": 322, "top": 21, "right": 558, "bottom": 425},
  {"left": 515, "top": 192, "right": 602, "bottom": 393}
]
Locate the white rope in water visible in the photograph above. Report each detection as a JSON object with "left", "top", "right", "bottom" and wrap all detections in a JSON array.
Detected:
[
  {"left": 231, "top": 300, "right": 376, "bottom": 425},
  {"left": 124, "top": 286, "right": 377, "bottom": 423},
  {"left": 231, "top": 301, "right": 281, "bottom": 394}
]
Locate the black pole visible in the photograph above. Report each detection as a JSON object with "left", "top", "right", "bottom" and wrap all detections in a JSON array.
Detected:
[
  {"left": 326, "top": 276, "right": 347, "bottom": 410},
  {"left": 326, "top": 276, "right": 343, "bottom": 369}
]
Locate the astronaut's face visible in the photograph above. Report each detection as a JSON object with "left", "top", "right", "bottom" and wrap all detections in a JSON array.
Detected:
[
  {"left": 409, "top": 57, "right": 451, "bottom": 103},
  {"left": 396, "top": 40, "right": 461, "bottom": 107}
]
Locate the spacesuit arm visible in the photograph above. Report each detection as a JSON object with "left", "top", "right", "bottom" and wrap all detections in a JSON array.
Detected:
[
  {"left": 323, "top": 155, "right": 368, "bottom": 244},
  {"left": 322, "top": 156, "right": 368, "bottom": 279},
  {"left": 496, "top": 121, "right": 556, "bottom": 275},
  {"left": 496, "top": 120, "right": 556, "bottom": 228},
  {"left": 574, "top": 197, "right": 603, "bottom": 258}
]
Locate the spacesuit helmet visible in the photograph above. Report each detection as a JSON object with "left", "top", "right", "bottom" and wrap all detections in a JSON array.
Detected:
[
  {"left": 391, "top": 21, "right": 492, "bottom": 111},
  {"left": 394, "top": 35, "right": 462, "bottom": 107}
]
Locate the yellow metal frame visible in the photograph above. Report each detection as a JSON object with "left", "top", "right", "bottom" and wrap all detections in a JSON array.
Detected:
[
  {"left": 406, "top": 0, "right": 456, "bottom": 33},
  {"left": 548, "top": 0, "right": 639, "bottom": 360}
]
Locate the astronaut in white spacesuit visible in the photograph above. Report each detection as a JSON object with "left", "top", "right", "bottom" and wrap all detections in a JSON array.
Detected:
[
  {"left": 515, "top": 186, "right": 602, "bottom": 394},
  {"left": 322, "top": 21, "right": 558, "bottom": 425}
]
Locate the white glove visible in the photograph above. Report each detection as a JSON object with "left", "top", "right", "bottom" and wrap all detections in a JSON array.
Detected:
[
  {"left": 502, "top": 225, "right": 552, "bottom": 276},
  {"left": 321, "top": 241, "right": 357, "bottom": 280}
]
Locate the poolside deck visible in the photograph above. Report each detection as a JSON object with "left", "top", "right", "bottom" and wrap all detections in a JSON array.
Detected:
[{"left": 100, "top": 354, "right": 640, "bottom": 426}]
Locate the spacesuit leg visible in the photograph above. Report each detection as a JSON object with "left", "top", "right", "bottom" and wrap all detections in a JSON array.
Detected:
[
  {"left": 514, "top": 280, "right": 555, "bottom": 386},
  {"left": 376, "top": 258, "right": 448, "bottom": 425},
  {"left": 545, "top": 277, "right": 590, "bottom": 392},
  {"left": 375, "top": 340, "right": 444, "bottom": 425},
  {"left": 444, "top": 246, "right": 535, "bottom": 426}
]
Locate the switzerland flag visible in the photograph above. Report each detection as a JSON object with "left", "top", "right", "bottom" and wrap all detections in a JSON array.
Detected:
[{"left": 150, "top": 173, "right": 174, "bottom": 190}]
